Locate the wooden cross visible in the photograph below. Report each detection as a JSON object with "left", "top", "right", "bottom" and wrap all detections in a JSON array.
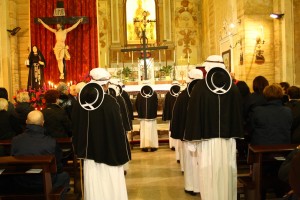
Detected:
[
  {"left": 121, "top": 11, "right": 168, "bottom": 80},
  {"left": 33, "top": 1, "right": 89, "bottom": 25}
]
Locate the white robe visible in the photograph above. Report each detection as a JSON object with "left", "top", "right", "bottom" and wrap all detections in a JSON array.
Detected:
[
  {"left": 139, "top": 119, "right": 158, "bottom": 148},
  {"left": 198, "top": 138, "right": 237, "bottom": 200},
  {"left": 175, "top": 140, "right": 184, "bottom": 172},
  {"left": 184, "top": 141, "right": 200, "bottom": 193},
  {"left": 84, "top": 159, "right": 128, "bottom": 200}
]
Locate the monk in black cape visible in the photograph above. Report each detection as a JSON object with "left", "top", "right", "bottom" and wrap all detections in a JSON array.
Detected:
[
  {"left": 184, "top": 55, "right": 243, "bottom": 200},
  {"left": 72, "top": 68, "right": 130, "bottom": 199}
]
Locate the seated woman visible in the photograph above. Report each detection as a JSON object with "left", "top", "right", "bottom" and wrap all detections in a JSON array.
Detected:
[
  {"left": 42, "top": 90, "right": 72, "bottom": 138},
  {"left": 251, "top": 83, "right": 292, "bottom": 145}
]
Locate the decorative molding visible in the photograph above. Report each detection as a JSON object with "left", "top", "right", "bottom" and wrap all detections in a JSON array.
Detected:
[{"left": 111, "top": 0, "right": 120, "bottom": 43}]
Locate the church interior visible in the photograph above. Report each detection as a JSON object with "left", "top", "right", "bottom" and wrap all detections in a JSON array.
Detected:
[{"left": 1, "top": 0, "right": 300, "bottom": 199}]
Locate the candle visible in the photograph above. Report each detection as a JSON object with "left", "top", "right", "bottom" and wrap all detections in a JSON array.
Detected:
[
  {"left": 131, "top": 51, "right": 134, "bottom": 64},
  {"left": 188, "top": 52, "right": 190, "bottom": 63},
  {"left": 117, "top": 52, "right": 119, "bottom": 65},
  {"left": 70, "top": 81, "right": 73, "bottom": 85},
  {"left": 159, "top": 50, "right": 161, "bottom": 63},
  {"left": 48, "top": 81, "right": 50, "bottom": 88},
  {"left": 105, "top": 52, "right": 107, "bottom": 66}
]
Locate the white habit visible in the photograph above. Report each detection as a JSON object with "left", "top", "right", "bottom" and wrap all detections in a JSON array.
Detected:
[
  {"left": 198, "top": 138, "right": 237, "bottom": 200},
  {"left": 84, "top": 159, "right": 128, "bottom": 200},
  {"left": 139, "top": 119, "right": 159, "bottom": 148}
]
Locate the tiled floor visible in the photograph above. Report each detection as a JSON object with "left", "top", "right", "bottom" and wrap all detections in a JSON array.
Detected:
[{"left": 126, "top": 145, "right": 201, "bottom": 200}]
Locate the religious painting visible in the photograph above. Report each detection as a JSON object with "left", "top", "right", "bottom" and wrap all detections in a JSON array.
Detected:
[
  {"left": 222, "top": 49, "right": 231, "bottom": 72},
  {"left": 126, "top": 0, "right": 157, "bottom": 45}
]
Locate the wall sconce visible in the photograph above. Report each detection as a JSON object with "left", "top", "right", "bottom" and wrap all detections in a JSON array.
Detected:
[{"left": 270, "top": 13, "right": 284, "bottom": 19}]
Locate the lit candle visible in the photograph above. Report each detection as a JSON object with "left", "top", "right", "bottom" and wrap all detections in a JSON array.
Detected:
[
  {"left": 48, "top": 81, "right": 50, "bottom": 88},
  {"left": 117, "top": 52, "right": 119, "bottom": 66},
  {"left": 70, "top": 81, "right": 72, "bottom": 85},
  {"left": 131, "top": 51, "right": 134, "bottom": 64}
]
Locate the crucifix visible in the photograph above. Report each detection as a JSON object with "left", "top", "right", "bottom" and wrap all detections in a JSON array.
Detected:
[
  {"left": 34, "top": 1, "right": 89, "bottom": 80},
  {"left": 121, "top": 11, "right": 168, "bottom": 80}
]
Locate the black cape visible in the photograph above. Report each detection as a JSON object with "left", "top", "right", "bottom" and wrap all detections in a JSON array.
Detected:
[
  {"left": 72, "top": 94, "right": 131, "bottom": 166},
  {"left": 184, "top": 79, "right": 244, "bottom": 140},
  {"left": 109, "top": 90, "right": 133, "bottom": 132},
  {"left": 170, "top": 89, "right": 189, "bottom": 140},
  {"left": 121, "top": 90, "right": 134, "bottom": 120},
  {"left": 162, "top": 91, "right": 178, "bottom": 121},
  {"left": 135, "top": 92, "right": 158, "bottom": 119}
]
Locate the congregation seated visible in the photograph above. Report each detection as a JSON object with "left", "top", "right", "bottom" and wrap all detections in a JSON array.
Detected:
[
  {"left": 57, "top": 82, "right": 74, "bottom": 120},
  {"left": 250, "top": 84, "right": 293, "bottom": 198},
  {"left": 0, "top": 98, "right": 16, "bottom": 156},
  {"left": 0, "top": 87, "right": 15, "bottom": 114},
  {"left": 244, "top": 76, "right": 269, "bottom": 118},
  {"left": 42, "top": 90, "right": 72, "bottom": 138},
  {"left": 250, "top": 83, "right": 292, "bottom": 145},
  {"left": 10, "top": 110, "right": 70, "bottom": 196},
  {"left": 289, "top": 148, "right": 300, "bottom": 200},
  {"left": 280, "top": 81, "right": 290, "bottom": 105},
  {"left": 10, "top": 91, "right": 34, "bottom": 135},
  {"left": 285, "top": 86, "right": 300, "bottom": 144}
]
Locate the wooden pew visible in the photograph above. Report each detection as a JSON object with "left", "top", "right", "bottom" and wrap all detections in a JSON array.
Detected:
[
  {"left": 246, "top": 144, "right": 298, "bottom": 200},
  {"left": 0, "top": 155, "right": 64, "bottom": 200},
  {"left": 0, "top": 138, "right": 79, "bottom": 193}
]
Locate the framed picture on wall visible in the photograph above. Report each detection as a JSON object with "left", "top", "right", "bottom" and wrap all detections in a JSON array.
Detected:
[{"left": 222, "top": 49, "right": 231, "bottom": 72}]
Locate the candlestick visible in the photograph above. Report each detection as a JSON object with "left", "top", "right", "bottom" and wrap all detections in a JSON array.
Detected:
[
  {"left": 131, "top": 51, "right": 133, "bottom": 64},
  {"left": 159, "top": 50, "right": 161, "bottom": 63},
  {"left": 174, "top": 50, "right": 176, "bottom": 63},
  {"left": 117, "top": 52, "right": 119, "bottom": 66}
]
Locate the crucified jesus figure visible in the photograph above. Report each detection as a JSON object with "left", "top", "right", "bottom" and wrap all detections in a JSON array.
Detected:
[{"left": 38, "top": 18, "right": 83, "bottom": 79}]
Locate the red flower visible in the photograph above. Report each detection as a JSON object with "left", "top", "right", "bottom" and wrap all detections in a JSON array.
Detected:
[{"left": 31, "top": 97, "right": 36, "bottom": 102}]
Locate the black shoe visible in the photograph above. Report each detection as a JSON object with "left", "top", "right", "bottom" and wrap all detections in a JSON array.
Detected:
[
  {"left": 141, "top": 148, "right": 148, "bottom": 152},
  {"left": 150, "top": 148, "right": 158, "bottom": 152},
  {"left": 177, "top": 160, "right": 180, "bottom": 163},
  {"left": 171, "top": 147, "right": 175, "bottom": 151},
  {"left": 124, "top": 170, "right": 127, "bottom": 176},
  {"left": 184, "top": 190, "right": 197, "bottom": 196}
]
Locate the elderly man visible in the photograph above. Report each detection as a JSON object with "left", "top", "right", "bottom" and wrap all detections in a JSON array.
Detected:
[
  {"left": 11, "top": 110, "right": 70, "bottom": 196},
  {"left": 72, "top": 68, "right": 131, "bottom": 200},
  {"left": 184, "top": 55, "right": 244, "bottom": 200}
]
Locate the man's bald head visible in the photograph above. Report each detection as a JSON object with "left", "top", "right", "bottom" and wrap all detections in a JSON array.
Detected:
[{"left": 26, "top": 110, "right": 44, "bottom": 126}]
